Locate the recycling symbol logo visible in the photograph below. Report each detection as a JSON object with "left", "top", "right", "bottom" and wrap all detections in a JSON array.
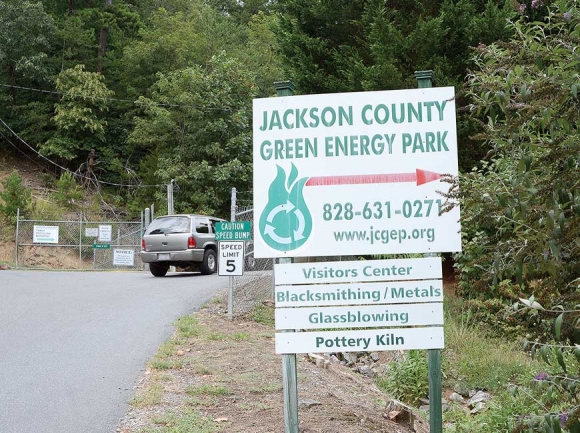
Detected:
[{"left": 259, "top": 164, "right": 312, "bottom": 252}]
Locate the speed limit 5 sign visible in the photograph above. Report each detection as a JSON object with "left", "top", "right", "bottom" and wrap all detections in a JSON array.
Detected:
[{"left": 218, "top": 241, "right": 245, "bottom": 276}]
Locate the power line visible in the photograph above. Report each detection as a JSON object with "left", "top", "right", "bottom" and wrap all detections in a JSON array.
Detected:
[
  {"left": 0, "top": 83, "right": 236, "bottom": 111},
  {"left": 0, "top": 116, "right": 167, "bottom": 189}
]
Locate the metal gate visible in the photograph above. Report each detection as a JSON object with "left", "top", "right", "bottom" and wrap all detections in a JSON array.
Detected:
[{"left": 15, "top": 212, "right": 144, "bottom": 270}]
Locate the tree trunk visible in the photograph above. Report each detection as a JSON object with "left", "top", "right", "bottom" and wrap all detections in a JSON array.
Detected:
[{"left": 97, "top": 0, "right": 112, "bottom": 73}]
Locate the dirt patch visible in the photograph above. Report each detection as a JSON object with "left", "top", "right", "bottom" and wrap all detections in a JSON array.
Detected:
[{"left": 117, "top": 299, "right": 427, "bottom": 433}]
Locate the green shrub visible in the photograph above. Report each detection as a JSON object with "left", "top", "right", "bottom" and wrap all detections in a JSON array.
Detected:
[
  {"left": 376, "top": 350, "right": 428, "bottom": 405},
  {"left": 53, "top": 171, "right": 83, "bottom": 209},
  {"left": 0, "top": 171, "right": 32, "bottom": 225}
]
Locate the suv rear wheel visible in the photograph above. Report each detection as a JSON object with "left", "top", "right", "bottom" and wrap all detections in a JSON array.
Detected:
[
  {"left": 199, "top": 249, "right": 217, "bottom": 275},
  {"left": 150, "top": 263, "right": 169, "bottom": 277}
]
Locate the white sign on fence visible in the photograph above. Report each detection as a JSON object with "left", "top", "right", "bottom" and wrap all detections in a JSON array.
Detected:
[
  {"left": 113, "top": 249, "right": 134, "bottom": 266},
  {"left": 33, "top": 225, "right": 59, "bottom": 244},
  {"left": 85, "top": 227, "right": 98, "bottom": 237},
  {"left": 98, "top": 225, "right": 112, "bottom": 242},
  {"left": 218, "top": 241, "right": 244, "bottom": 276},
  {"left": 253, "top": 87, "right": 461, "bottom": 258}
]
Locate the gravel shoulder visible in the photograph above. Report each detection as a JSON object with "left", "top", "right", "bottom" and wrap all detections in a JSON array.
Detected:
[{"left": 117, "top": 295, "right": 425, "bottom": 432}]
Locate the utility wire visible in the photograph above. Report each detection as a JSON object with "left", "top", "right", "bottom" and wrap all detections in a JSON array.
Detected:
[
  {"left": 0, "top": 83, "right": 236, "bottom": 111},
  {"left": 0, "top": 116, "right": 167, "bottom": 189}
]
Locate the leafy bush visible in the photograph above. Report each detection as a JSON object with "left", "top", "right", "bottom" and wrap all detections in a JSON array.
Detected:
[
  {"left": 376, "top": 350, "right": 428, "bottom": 405},
  {"left": 455, "top": 2, "right": 580, "bottom": 317},
  {"left": 0, "top": 171, "right": 32, "bottom": 225}
]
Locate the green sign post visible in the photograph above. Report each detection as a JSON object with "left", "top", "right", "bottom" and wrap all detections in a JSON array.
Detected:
[
  {"left": 215, "top": 221, "right": 252, "bottom": 241},
  {"left": 416, "top": 69, "right": 443, "bottom": 433}
]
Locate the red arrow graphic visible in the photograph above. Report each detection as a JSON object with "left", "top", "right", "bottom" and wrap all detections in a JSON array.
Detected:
[{"left": 305, "top": 169, "right": 441, "bottom": 187}]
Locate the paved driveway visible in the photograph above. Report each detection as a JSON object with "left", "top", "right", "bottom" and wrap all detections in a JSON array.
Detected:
[{"left": 0, "top": 270, "right": 228, "bottom": 433}]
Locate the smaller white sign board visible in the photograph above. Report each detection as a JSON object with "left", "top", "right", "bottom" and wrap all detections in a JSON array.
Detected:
[
  {"left": 98, "top": 225, "right": 112, "bottom": 242},
  {"left": 85, "top": 227, "right": 98, "bottom": 237},
  {"left": 275, "top": 326, "right": 444, "bottom": 354},
  {"left": 275, "top": 279, "right": 443, "bottom": 307},
  {"left": 113, "top": 249, "right": 134, "bottom": 266},
  {"left": 33, "top": 226, "right": 59, "bottom": 244},
  {"left": 218, "top": 241, "right": 244, "bottom": 276},
  {"left": 276, "top": 303, "right": 443, "bottom": 330},
  {"left": 275, "top": 257, "right": 441, "bottom": 285}
]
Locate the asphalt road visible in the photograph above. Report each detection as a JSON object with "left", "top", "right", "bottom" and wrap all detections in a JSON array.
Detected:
[{"left": 0, "top": 270, "right": 228, "bottom": 433}]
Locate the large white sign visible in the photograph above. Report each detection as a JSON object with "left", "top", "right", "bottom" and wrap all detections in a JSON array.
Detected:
[
  {"left": 275, "top": 327, "right": 444, "bottom": 354},
  {"left": 113, "top": 249, "right": 135, "bottom": 266},
  {"left": 33, "top": 225, "right": 59, "bottom": 244},
  {"left": 218, "top": 241, "right": 244, "bottom": 276},
  {"left": 253, "top": 87, "right": 461, "bottom": 258}
]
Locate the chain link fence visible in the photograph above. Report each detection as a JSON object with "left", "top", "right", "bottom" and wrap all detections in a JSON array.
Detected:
[
  {"left": 16, "top": 212, "right": 144, "bottom": 270},
  {"left": 230, "top": 204, "right": 274, "bottom": 317}
]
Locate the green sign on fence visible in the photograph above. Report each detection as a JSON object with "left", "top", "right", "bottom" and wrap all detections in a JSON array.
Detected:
[
  {"left": 215, "top": 221, "right": 252, "bottom": 241},
  {"left": 93, "top": 243, "right": 111, "bottom": 249}
]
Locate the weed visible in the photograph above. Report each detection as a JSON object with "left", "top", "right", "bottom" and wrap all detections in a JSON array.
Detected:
[
  {"left": 376, "top": 350, "right": 428, "bottom": 405},
  {"left": 250, "top": 303, "right": 274, "bottom": 326},
  {"left": 186, "top": 384, "right": 232, "bottom": 396},
  {"left": 147, "top": 408, "right": 221, "bottom": 432},
  {"left": 131, "top": 383, "right": 164, "bottom": 408}
]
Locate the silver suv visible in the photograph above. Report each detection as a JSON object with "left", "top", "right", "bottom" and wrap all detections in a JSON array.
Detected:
[{"left": 140, "top": 214, "right": 225, "bottom": 277}]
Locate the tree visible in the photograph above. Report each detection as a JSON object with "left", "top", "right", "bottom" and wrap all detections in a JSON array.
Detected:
[
  {"left": 455, "top": 1, "right": 579, "bottom": 310},
  {"left": 129, "top": 53, "right": 257, "bottom": 217},
  {"left": 0, "top": 1, "right": 54, "bottom": 106},
  {"left": 0, "top": 171, "right": 32, "bottom": 225},
  {"left": 42, "top": 64, "right": 113, "bottom": 162}
]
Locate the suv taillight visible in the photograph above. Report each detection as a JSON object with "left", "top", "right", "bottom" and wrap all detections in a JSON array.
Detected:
[
  {"left": 187, "top": 237, "right": 196, "bottom": 249},
  {"left": 141, "top": 238, "right": 146, "bottom": 251}
]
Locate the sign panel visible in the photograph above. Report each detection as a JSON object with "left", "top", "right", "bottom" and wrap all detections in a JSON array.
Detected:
[
  {"left": 93, "top": 243, "right": 111, "bottom": 249},
  {"left": 33, "top": 226, "right": 59, "bottom": 244},
  {"left": 98, "top": 225, "right": 112, "bottom": 242},
  {"left": 85, "top": 227, "right": 98, "bottom": 237},
  {"left": 275, "top": 327, "right": 444, "bottom": 354},
  {"left": 275, "top": 257, "right": 441, "bottom": 285},
  {"left": 215, "top": 221, "right": 252, "bottom": 241},
  {"left": 253, "top": 87, "right": 460, "bottom": 258},
  {"left": 113, "top": 249, "right": 135, "bottom": 266},
  {"left": 275, "top": 279, "right": 443, "bottom": 308},
  {"left": 275, "top": 303, "right": 443, "bottom": 330},
  {"left": 218, "top": 241, "right": 244, "bottom": 276}
]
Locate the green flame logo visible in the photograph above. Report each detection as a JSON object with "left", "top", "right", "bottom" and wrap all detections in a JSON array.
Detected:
[{"left": 259, "top": 164, "right": 312, "bottom": 251}]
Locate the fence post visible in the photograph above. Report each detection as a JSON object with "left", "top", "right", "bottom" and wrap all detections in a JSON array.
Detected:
[
  {"left": 79, "top": 212, "right": 83, "bottom": 269},
  {"left": 15, "top": 207, "right": 20, "bottom": 267},
  {"left": 227, "top": 188, "right": 237, "bottom": 320}
]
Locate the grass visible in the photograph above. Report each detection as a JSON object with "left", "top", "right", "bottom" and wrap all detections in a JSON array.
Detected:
[
  {"left": 186, "top": 384, "right": 233, "bottom": 396},
  {"left": 131, "top": 382, "right": 164, "bottom": 408},
  {"left": 147, "top": 409, "right": 221, "bottom": 433}
]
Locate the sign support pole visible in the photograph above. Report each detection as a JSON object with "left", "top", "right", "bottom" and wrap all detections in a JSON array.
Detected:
[
  {"left": 228, "top": 188, "right": 237, "bottom": 320},
  {"left": 274, "top": 80, "right": 300, "bottom": 433},
  {"left": 416, "top": 69, "right": 443, "bottom": 433}
]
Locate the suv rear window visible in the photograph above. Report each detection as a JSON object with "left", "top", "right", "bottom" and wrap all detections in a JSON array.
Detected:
[{"left": 145, "top": 216, "right": 191, "bottom": 235}]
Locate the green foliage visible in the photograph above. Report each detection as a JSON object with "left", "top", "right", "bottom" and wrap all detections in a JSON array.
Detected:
[
  {"left": 129, "top": 52, "right": 256, "bottom": 217},
  {"left": 456, "top": 1, "right": 580, "bottom": 315},
  {"left": 376, "top": 350, "right": 428, "bottom": 405},
  {"left": 515, "top": 290, "right": 580, "bottom": 432},
  {"left": 0, "top": 171, "right": 32, "bottom": 225},
  {"left": 53, "top": 171, "right": 83, "bottom": 209}
]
